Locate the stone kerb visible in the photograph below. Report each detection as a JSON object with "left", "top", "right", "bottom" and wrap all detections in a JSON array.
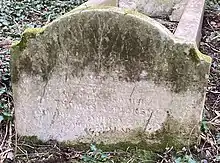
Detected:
[
  {"left": 174, "top": 0, "right": 205, "bottom": 46},
  {"left": 11, "top": 7, "right": 211, "bottom": 148}
]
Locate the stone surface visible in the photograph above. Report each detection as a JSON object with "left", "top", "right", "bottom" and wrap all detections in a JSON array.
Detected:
[
  {"left": 169, "top": 0, "right": 188, "bottom": 21},
  {"left": 118, "top": 0, "right": 188, "bottom": 21},
  {"left": 11, "top": 7, "right": 211, "bottom": 147},
  {"left": 174, "top": 0, "right": 205, "bottom": 46},
  {"left": 78, "top": 0, "right": 118, "bottom": 8}
]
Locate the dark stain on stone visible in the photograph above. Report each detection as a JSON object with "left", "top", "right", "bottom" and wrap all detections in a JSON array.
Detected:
[{"left": 12, "top": 10, "right": 210, "bottom": 93}]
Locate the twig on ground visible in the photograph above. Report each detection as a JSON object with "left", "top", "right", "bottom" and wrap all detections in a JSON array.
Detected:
[
  {"left": 0, "top": 121, "right": 9, "bottom": 150},
  {"left": 206, "top": 19, "right": 215, "bottom": 32},
  {"left": 212, "top": 95, "right": 220, "bottom": 110},
  {"left": 13, "top": 19, "right": 22, "bottom": 34},
  {"left": 0, "top": 148, "right": 13, "bottom": 160},
  {"left": 45, "top": 14, "right": 51, "bottom": 25},
  {"left": 202, "top": 42, "right": 220, "bottom": 53}
]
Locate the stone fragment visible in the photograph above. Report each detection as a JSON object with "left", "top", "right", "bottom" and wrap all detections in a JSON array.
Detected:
[
  {"left": 119, "top": 0, "right": 188, "bottom": 21},
  {"left": 78, "top": 0, "right": 118, "bottom": 8},
  {"left": 169, "top": 0, "right": 188, "bottom": 21},
  {"left": 11, "top": 7, "right": 211, "bottom": 148}
]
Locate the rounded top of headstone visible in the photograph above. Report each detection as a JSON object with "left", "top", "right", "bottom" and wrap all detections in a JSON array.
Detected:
[
  {"left": 48, "top": 6, "right": 175, "bottom": 40},
  {"left": 11, "top": 6, "right": 210, "bottom": 93}
]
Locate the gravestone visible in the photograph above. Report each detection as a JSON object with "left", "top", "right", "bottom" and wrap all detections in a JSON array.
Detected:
[{"left": 11, "top": 7, "right": 211, "bottom": 147}]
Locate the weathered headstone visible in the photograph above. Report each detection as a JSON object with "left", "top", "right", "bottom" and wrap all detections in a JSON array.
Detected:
[
  {"left": 11, "top": 7, "right": 211, "bottom": 148},
  {"left": 119, "top": 0, "right": 188, "bottom": 21}
]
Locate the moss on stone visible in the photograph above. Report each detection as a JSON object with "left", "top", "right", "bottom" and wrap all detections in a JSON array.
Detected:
[
  {"left": 20, "top": 115, "right": 199, "bottom": 162},
  {"left": 194, "top": 47, "right": 212, "bottom": 64},
  {"left": 11, "top": 8, "right": 211, "bottom": 94},
  {"left": 11, "top": 27, "right": 45, "bottom": 52},
  {"left": 20, "top": 136, "right": 44, "bottom": 145},
  {"left": 12, "top": 7, "right": 206, "bottom": 153},
  {"left": 10, "top": 27, "right": 46, "bottom": 83}
]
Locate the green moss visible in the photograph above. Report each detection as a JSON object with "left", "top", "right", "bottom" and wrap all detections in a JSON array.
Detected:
[
  {"left": 11, "top": 27, "right": 45, "bottom": 52},
  {"left": 11, "top": 28, "right": 45, "bottom": 77},
  {"left": 19, "top": 115, "right": 198, "bottom": 162},
  {"left": 11, "top": 7, "right": 211, "bottom": 94},
  {"left": 10, "top": 27, "right": 49, "bottom": 83},
  {"left": 20, "top": 136, "right": 44, "bottom": 144}
]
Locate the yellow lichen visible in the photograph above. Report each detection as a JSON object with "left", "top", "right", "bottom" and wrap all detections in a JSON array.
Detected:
[
  {"left": 11, "top": 27, "right": 46, "bottom": 51},
  {"left": 23, "top": 27, "right": 45, "bottom": 35},
  {"left": 194, "top": 47, "right": 212, "bottom": 64}
]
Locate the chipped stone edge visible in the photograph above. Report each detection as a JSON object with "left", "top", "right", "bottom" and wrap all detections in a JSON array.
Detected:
[
  {"left": 174, "top": 38, "right": 212, "bottom": 64},
  {"left": 10, "top": 0, "right": 117, "bottom": 48},
  {"left": 11, "top": 28, "right": 45, "bottom": 49}
]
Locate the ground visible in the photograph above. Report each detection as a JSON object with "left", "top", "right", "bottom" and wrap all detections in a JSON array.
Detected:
[{"left": 0, "top": 0, "right": 219, "bottom": 162}]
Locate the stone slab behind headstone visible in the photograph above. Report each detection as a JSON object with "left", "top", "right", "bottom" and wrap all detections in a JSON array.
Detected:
[
  {"left": 118, "top": 0, "right": 189, "bottom": 21},
  {"left": 11, "top": 7, "right": 211, "bottom": 147},
  {"left": 77, "top": 0, "right": 118, "bottom": 8},
  {"left": 174, "top": 0, "right": 205, "bottom": 46}
]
